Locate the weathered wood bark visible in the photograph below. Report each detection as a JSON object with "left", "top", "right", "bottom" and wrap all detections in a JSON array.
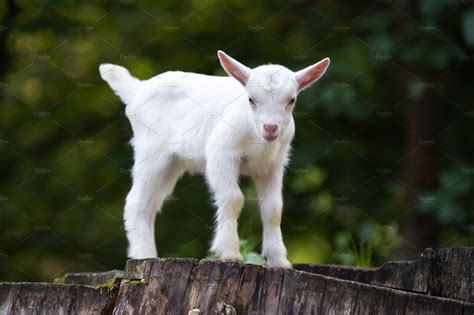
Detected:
[
  {"left": 0, "top": 247, "right": 472, "bottom": 314},
  {"left": 430, "top": 247, "right": 474, "bottom": 303},
  {"left": 0, "top": 282, "right": 119, "bottom": 314},
  {"left": 294, "top": 248, "right": 433, "bottom": 294},
  {"left": 295, "top": 247, "right": 474, "bottom": 303}
]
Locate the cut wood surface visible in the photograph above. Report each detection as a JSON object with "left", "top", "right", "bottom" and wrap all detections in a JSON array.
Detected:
[{"left": 0, "top": 247, "right": 472, "bottom": 314}]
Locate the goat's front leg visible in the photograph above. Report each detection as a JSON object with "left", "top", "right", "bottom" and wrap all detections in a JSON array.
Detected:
[
  {"left": 254, "top": 167, "right": 291, "bottom": 268},
  {"left": 206, "top": 154, "right": 244, "bottom": 262}
]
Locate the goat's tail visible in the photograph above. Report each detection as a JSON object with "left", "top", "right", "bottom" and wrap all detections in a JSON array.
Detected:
[{"left": 99, "top": 64, "right": 140, "bottom": 105}]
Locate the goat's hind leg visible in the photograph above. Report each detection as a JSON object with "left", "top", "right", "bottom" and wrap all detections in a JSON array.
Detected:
[
  {"left": 206, "top": 155, "right": 244, "bottom": 262},
  {"left": 124, "top": 156, "right": 182, "bottom": 259}
]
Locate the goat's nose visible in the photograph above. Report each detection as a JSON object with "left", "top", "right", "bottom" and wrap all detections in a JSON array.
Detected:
[{"left": 264, "top": 124, "right": 278, "bottom": 133}]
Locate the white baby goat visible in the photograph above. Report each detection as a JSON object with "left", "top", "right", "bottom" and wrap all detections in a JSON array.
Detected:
[{"left": 99, "top": 51, "right": 330, "bottom": 268}]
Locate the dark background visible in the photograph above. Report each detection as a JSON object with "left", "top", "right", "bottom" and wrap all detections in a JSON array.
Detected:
[{"left": 1, "top": 0, "right": 473, "bottom": 282}]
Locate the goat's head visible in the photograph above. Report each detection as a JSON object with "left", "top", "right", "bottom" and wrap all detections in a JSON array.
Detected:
[{"left": 218, "top": 50, "right": 330, "bottom": 142}]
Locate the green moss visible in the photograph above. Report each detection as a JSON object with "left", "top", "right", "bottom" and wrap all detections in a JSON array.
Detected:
[
  {"left": 98, "top": 278, "right": 120, "bottom": 290},
  {"left": 53, "top": 277, "right": 65, "bottom": 284},
  {"left": 123, "top": 279, "right": 147, "bottom": 285}
]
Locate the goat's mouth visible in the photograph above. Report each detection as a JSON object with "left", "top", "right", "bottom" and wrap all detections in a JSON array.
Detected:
[{"left": 263, "top": 134, "right": 278, "bottom": 142}]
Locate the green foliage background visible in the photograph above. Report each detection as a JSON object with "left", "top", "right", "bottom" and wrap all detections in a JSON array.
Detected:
[{"left": 0, "top": 0, "right": 473, "bottom": 281}]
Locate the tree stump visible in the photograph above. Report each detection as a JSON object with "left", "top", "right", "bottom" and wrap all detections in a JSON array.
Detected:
[{"left": 0, "top": 247, "right": 472, "bottom": 314}]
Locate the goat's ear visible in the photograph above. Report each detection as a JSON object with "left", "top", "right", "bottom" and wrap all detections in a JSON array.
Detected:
[
  {"left": 217, "top": 50, "right": 251, "bottom": 86},
  {"left": 295, "top": 58, "right": 330, "bottom": 91}
]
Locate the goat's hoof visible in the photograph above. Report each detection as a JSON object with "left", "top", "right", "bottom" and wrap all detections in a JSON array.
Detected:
[
  {"left": 266, "top": 257, "right": 292, "bottom": 269},
  {"left": 218, "top": 252, "right": 244, "bottom": 263}
]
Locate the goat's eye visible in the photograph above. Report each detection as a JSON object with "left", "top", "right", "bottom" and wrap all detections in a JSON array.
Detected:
[
  {"left": 248, "top": 97, "right": 255, "bottom": 104},
  {"left": 289, "top": 98, "right": 296, "bottom": 105}
]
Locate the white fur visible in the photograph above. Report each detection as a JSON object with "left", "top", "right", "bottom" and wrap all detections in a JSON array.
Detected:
[{"left": 99, "top": 51, "right": 330, "bottom": 268}]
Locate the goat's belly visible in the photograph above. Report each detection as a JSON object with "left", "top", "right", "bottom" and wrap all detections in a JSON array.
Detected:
[
  {"left": 239, "top": 163, "right": 254, "bottom": 176},
  {"left": 178, "top": 156, "right": 207, "bottom": 175}
]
